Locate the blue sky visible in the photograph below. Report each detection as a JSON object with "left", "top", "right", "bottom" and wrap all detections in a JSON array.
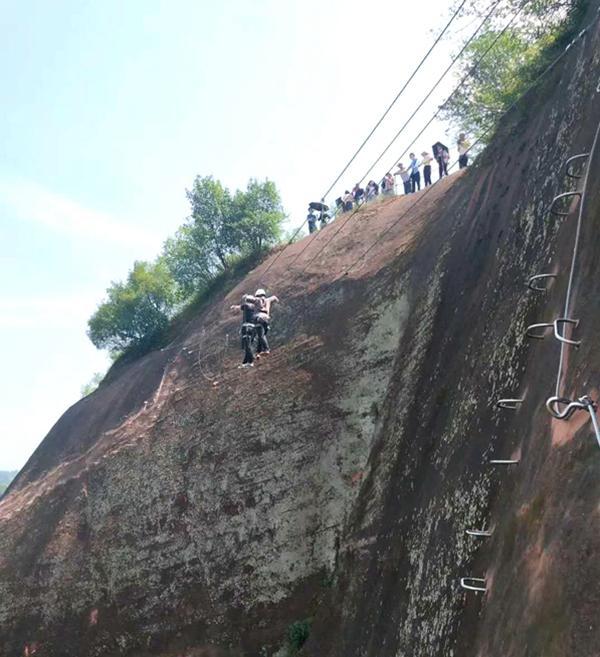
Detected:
[{"left": 0, "top": 0, "right": 468, "bottom": 470}]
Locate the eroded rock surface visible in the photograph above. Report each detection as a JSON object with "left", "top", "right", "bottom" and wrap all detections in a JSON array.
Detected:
[{"left": 1, "top": 8, "right": 600, "bottom": 657}]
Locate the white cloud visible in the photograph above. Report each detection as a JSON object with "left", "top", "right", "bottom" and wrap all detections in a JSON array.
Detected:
[{"left": 0, "top": 178, "right": 161, "bottom": 250}]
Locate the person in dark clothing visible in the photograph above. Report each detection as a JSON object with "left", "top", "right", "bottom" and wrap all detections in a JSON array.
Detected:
[
  {"left": 457, "top": 133, "right": 470, "bottom": 169},
  {"left": 352, "top": 183, "right": 364, "bottom": 205},
  {"left": 432, "top": 141, "right": 449, "bottom": 179},
  {"left": 307, "top": 210, "right": 317, "bottom": 234},
  {"left": 230, "top": 295, "right": 258, "bottom": 367},
  {"left": 319, "top": 210, "right": 329, "bottom": 229}
]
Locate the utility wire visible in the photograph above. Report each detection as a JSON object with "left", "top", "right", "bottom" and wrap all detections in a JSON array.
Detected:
[
  {"left": 258, "top": 2, "right": 469, "bottom": 280},
  {"left": 339, "top": 18, "right": 597, "bottom": 277},
  {"left": 320, "top": 0, "right": 469, "bottom": 202},
  {"left": 295, "top": 0, "right": 511, "bottom": 274}
]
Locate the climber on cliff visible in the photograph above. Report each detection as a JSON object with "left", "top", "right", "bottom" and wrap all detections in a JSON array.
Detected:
[
  {"left": 230, "top": 294, "right": 259, "bottom": 367},
  {"left": 253, "top": 288, "right": 279, "bottom": 356}
]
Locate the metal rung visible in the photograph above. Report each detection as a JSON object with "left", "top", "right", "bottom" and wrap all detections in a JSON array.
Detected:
[
  {"left": 466, "top": 528, "right": 493, "bottom": 537},
  {"left": 565, "top": 153, "right": 589, "bottom": 179},
  {"left": 554, "top": 318, "right": 581, "bottom": 346},
  {"left": 549, "top": 191, "right": 582, "bottom": 216},
  {"left": 497, "top": 398, "right": 524, "bottom": 410},
  {"left": 527, "top": 273, "right": 557, "bottom": 291},
  {"left": 546, "top": 395, "right": 600, "bottom": 448},
  {"left": 460, "top": 577, "right": 487, "bottom": 592},
  {"left": 489, "top": 459, "right": 520, "bottom": 465},
  {"left": 525, "top": 318, "right": 580, "bottom": 346},
  {"left": 526, "top": 322, "right": 553, "bottom": 340}
]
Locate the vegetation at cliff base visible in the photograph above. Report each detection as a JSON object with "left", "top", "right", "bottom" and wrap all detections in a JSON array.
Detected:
[
  {"left": 88, "top": 176, "right": 285, "bottom": 358},
  {"left": 287, "top": 619, "right": 312, "bottom": 653}
]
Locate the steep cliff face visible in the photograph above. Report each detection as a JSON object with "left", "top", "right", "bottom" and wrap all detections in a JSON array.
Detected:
[{"left": 2, "top": 9, "right": 600, "bottom": 657}]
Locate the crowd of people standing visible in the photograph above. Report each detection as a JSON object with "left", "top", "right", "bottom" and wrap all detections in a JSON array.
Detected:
[{"left": 307, "top": 134, "right": 471, "bottom": 229}]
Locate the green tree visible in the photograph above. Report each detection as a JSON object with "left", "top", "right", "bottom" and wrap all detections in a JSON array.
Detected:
[
  {"left": 80, "top": 371, "right": 105, "bottom": 398},
  {"left": 164, "top": 176, "right": 285, "bottom": 298},
  {"left": 186, "top": 176, "right": 235, "bottom": 269},
  {"left": 231, "top": 179, "right": 285, "bottom": 253},
  {"left": 442, "top": 28, "right": 552, "bottom": 138},
  {"left": 443, "top": 0, "right": 585, "bottom": 140},
  {"left": 163, "top": 224, "right": 214, "bottom": 298},
  {"left": 88, "top": 259, "right": 176, "bottom": 353}
]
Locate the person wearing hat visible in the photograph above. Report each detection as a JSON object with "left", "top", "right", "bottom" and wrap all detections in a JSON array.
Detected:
[{"left": 253, "top": 288, "right": 279, "bottom": 355}]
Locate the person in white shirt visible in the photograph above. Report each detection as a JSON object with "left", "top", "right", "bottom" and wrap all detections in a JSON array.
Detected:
[
  {"left": 407, "top": 154, "right": 421, "bottom": 192},
  {"left": 394, "top": 164, "right": 411, "bottom": 195},
  {"left": 420, "top": 152, "right": 434, "bottom": 187},
  {"left": 253, "top": 289, "right": 279, "bottom": 355}
]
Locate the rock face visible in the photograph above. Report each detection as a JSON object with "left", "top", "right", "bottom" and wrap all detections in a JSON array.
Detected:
[{"left": 2, "top": 9, "right": 600, "bottom": 657}]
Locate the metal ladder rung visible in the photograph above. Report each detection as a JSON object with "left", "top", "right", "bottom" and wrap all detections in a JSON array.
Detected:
[
  {"left": 527, "top": 273, "right": 557, "bottom": 291},
  {"left": 460, "top": 577, "right": 487, "bottom": 592}
]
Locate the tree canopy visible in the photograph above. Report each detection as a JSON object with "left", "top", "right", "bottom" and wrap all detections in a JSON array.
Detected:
[
  {"left": 88, "top": 259, "right": 177, "bottom": 353},
  {"left": 88, "top": 176, "right": 286, "bottom": 356},
  {"left": 443, "top": 0, "right": 585, "bottom": 140}
]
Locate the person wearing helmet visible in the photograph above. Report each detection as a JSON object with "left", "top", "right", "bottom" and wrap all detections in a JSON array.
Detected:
[
  {"left": 253, "top": 288, "right": 279, "bottom": 355},
  {"left": 230, "top": 294, "right": 258, "bottom": 367}
]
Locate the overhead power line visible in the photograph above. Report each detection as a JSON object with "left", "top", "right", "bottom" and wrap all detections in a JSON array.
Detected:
[
  {"left": 320, "top": 0, "right": 469, "bottom": 201},
  {"left": 340, "top": 16, "right": 598, "bottom": 277},
  {"left": 297, "top": 0, "right": 526, "bottom": 274},
  {"left": 259, "top": 2, "right": 470, "bottom": 280},
  {"left": 293, "top": 0, "right": 508, "bottom": 274}
]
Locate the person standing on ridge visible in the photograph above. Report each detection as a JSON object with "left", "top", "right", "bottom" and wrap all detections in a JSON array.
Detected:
[
  {"left": 342, "top": 190, "right": 354, "bottom": 212},
  {"left": 421, "top": 151, "right": 433, "bottom": 187},
  {"left": 458, "top": 133, "right": 470, "bottom": 169},
  {"left": 432, "top": 141, "right": 449, "bottom": 179},
  {"left": 407, "top": 153, "right": 421, "bottom": 192},
  {"left": 352, "top": 183, "right": 364, "bottom": 205},
  {"left": 253, "top": 288, "right": 279, "bottom": 356},
  {"left": 394, "top": 164, "right": 411, "bottom": 195},
  {"left": 230, "top": 294, "right": 258, "bottom": 367},
  {"left": 307, "top": 209, "right": 317, "bottom": 234},
  {"left": 319, "top": 209, "right": 329, "bottom": 229},
  {"left": 382, "top": 172, "right": 395, "bottom": 195}
]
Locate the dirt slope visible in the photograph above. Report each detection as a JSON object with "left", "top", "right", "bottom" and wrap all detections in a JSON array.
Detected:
[{"left": 1, "top": 8, "right": 600, "bottom": 657}]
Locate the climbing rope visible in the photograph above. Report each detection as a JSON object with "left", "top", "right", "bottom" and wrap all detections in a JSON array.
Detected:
[{"left": 553, "top": 119, "right": 600, "bottom": 397}]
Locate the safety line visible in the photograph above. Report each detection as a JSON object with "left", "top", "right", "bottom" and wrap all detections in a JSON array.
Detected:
[
  {"left": 283, "top": 0, "right": 509, "bottom": 276},
  {"left": 258, "top": 0, "right": 474, "bottom": 280},
  {"left": 339, "top": 16, "right": 597, "bottom": 278},
  {"left": 554, "top": 118, "right": 600, "bottom": 396},
  {"left": 297, "top": 0, "right": 526, "bottom": 276},
  {"left": 320, "top": 0, "right": 469, "bottom": 202}
]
